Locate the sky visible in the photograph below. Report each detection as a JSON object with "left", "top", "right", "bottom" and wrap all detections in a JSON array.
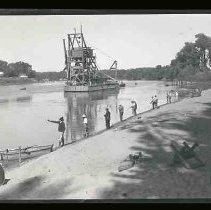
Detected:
[{"left": 1, "top": 14, "right": 211, "bottom": 72}]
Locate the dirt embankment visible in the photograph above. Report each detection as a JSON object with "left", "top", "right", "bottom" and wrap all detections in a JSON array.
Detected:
[{"left": 1, "top": 89, "right": 211, "bottom": 199}]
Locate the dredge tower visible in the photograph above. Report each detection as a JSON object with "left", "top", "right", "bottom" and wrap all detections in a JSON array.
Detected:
[{"left": 63, "top": 27, "right": 119, "bottom": 92}]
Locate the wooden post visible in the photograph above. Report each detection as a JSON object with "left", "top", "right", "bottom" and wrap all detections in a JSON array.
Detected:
[
  {"left": 6, "top": 149, "right": 8, "bottom": 164},
  {"left": 50, "top": 144, "right": 53, "bottom": 152},
  {"left": 18, "top": 146, "right": 21, "bottom": 165}
]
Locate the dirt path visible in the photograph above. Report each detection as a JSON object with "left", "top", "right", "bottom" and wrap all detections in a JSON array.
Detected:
[{"left": 1, "top": 89, "right": 211, "bottom": 199}]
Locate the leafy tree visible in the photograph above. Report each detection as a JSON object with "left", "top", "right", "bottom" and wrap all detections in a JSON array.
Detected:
[
  {"left": 195, "top": 33, "right": 211, "bottom": 70},
  {"left": 171, "top": 42, "right": 200, "bottom": 69},
  {"left": 0, "top": 60, "right": 8, "bottom": 73}
]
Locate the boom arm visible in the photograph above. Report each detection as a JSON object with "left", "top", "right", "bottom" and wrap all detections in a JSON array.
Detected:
[
  {"left": 63, "top": 39, "right": 68, "bottom": 66},
  {"left": 109, "top": 60, "right": 117, "bottom": 70}
]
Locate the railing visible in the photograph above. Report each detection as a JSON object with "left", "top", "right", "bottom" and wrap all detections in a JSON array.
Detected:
[{"left": 0, "top": 144, "right": 53, "bottom": 166}]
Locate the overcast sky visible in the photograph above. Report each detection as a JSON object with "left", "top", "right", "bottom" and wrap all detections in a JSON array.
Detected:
[{"left": 0, "top": 14, "right": 211, "bottom": 72}]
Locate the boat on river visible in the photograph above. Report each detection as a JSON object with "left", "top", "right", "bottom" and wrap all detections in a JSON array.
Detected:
[{"left": 63, "top": 27, "right": 119, "bottom": 92}]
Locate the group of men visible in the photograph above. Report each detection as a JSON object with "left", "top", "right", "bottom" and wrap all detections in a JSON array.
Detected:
[
  {"left": 47, "top": 113, "right": 89, "bottom": 147},
  {"left": 47, "top": 89, "right": 181, "bottom": 148},
  {"left": 150, "top": 95, "right": 158, "bottom": 109},
  {"left": 104, "top": 100, "right": 137, "bottom": 129},
  {"left": 119, "top": 101, "right": 138, "bottom": 120},
  {"left": 47, "top": 98, "right": 140, "bottom": 147},
  {"left": 47, "top": 94, "right": 162, "bottom": 147},
  {"left": 47, "top": 99, "right": 140, "bottom": 147},
  {"left": 166, "top": 90, "right": 179, "bottom": 104}
]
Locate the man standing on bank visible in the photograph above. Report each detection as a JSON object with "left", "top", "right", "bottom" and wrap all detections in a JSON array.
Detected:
[
  {"left": 150, "top": 96, "right": 155, "bottom": 109},
  {"left": 168, "top": 92, "right": 172, "bottom": 104},
  {"left": 47, "top": 116, "right": 66, "bottom": 147},
  {"left": 154, "top": 95, "right": 158, "bottom": 108},
  {"left": 118, "top": 104, "right": 124, "bottom": 121},
  {"left": 104, "top": 108, "right": 111, "bottom": 129},
  {"left": 166, "top": 92, "right": 169, "bottom": 104},
  {"left": 175, "top": 91, "right": 179, "bottom": 101},
  {"left": 131, "top": 101, "right": 137, "bottom": 116},
  {"left": 82, "top": 114, "right": 89, "bottom": 137}
]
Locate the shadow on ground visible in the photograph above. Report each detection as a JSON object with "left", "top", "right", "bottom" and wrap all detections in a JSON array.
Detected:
[
  {"left": 98, "top": 102, "right": 211, "bottom": 199},
  {"left": 0, "top": 175, "right": 75, "bottom": 199}
]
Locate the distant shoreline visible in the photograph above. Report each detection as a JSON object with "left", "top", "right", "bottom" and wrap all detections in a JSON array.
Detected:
[
  {"left": 1, "top": 77, "right": 210, "bottom": 87},
  {"left": 0, "top": 77, "right": 37, "bottom": 86}
]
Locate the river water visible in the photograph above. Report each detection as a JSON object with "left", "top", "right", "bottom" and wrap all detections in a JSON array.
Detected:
[{"left": 0, "top": 80, "right": 180, "bottom": 149}]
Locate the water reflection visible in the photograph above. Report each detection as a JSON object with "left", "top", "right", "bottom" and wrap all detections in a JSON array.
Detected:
[
  {"left": 64, "top": 88, "right": 119, "bottom": 141},
  {"left": 0, "top": 95, "right": 32, "bottom": 104}
]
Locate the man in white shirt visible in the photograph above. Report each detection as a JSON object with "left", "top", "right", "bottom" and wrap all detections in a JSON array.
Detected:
[
  {"left": 130, "top": 101, "right": 137, "bottom": 116},
  {"left": 150, "top": 96, "right": 155, "bottom": 109},
  {"left": 82, "top": 114, "right": 89, "bottom": 137},
  {"left": 154, "top": 95, "right": 158, "bottom": 107},
  {"left": 175, "top": 91, "right": 178, "bottom": 101}
]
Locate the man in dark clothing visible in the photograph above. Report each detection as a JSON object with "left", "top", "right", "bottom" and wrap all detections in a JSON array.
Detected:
[
  {"left": 131, "top": 101, "right": 137, "bottom": 116},
  {"left": 118, "top": 105, "right": 124, "bottom": 121},
  {"left": 166, "top": 92, "right": 169, "bottom": 104},
  {"left": 154, "top": 95, "right": 158, "bottom": 108},
  {"left": 150, "top": 96, "right": 155, "bottom": 109},
  {"left": 104, "top": 108, "right": 111, "bottom": 129},
  {"left": 47, "top": 116, "right": 65, "bottom": 147},
  {"left": 168, "top": 93, "right": 172, "bottom": 104}
]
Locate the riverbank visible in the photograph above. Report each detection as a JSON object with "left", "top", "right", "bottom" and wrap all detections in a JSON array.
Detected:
[
  {"left": 0, "top": 77, "right": 37, "bottom": 86},
  {"left": 1, "top": 89, "right": 211, "bottom": 199}
]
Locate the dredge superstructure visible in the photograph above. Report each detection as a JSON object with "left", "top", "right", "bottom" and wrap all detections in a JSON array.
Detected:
[{"left": 63, "top": 27, "right": 119, "bottom": 92}]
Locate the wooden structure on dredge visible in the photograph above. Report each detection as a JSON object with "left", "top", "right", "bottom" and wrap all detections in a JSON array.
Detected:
[{"left": 63, "top": 27, "right": 119, "bottom": 92}]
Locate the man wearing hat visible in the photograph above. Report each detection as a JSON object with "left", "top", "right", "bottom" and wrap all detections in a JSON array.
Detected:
[
  {"left": 104, "top": 107, "right": 111, "bottom": 129},
  {"left": 130, "top": 100, "right": 137, "bottom": 116},
  {"left": 118, "top": 104, "right": 124, "bottom": 121},
  {"left": 82, "top": 114, "right": 89, "bottom": 137},
  {"left": 154, "top": 95, "right": 158, "bottom": 107},
  {"left": 47, "top": 116, "right": 66, "bottom": 147}
]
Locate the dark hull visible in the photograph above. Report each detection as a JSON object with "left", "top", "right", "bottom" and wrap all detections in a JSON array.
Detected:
[{"left": 64, "top": 83, "right": 119, "bottom": 92}]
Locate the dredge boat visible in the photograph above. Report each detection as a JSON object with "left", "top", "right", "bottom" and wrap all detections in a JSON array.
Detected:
[{"left": 63, "top": 27, "right": 119, "bottom": 92}]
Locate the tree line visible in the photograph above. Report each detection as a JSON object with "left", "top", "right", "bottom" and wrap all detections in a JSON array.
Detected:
[
  {"left": 1, "top": 33, "right": 211, "bottom": 82},
  {"left": 0, "top": 60, "right": 65, "bottom": 81},
  {"left": 103, "top": 33, "right": 211, "bottom": 82},
  {"left": 0, "top": 61, "right": 36, "bottom": 78}
]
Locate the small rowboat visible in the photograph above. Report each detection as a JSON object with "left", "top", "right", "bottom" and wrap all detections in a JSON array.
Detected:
[
  {"left": 16, "top": 95, "right": 31, "bottom": 101},
  {"left": 0, "top": 144, "right": 53, "bottom": 162}
]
